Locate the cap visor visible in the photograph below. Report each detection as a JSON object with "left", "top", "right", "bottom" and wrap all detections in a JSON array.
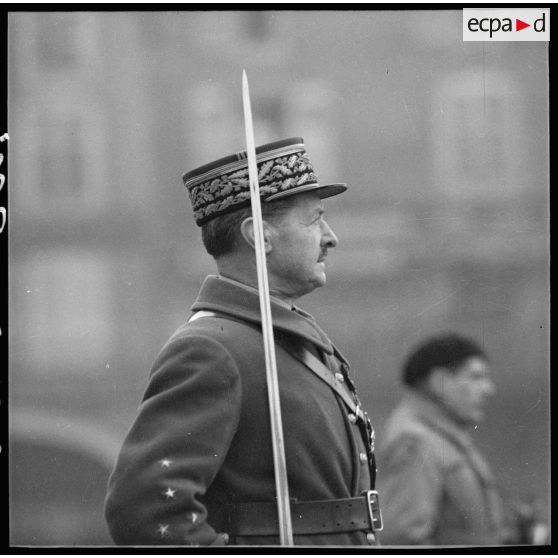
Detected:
[{"left": 265, "top": 183, "right": 347, "bottom": 202}]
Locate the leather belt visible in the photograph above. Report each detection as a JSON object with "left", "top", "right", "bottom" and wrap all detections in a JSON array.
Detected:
[{"left": 213, "top": 491, "right": 383, "bottom": 536}]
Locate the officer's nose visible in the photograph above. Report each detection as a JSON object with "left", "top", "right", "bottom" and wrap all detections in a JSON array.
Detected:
[{"left": 322, "top": 219, "right": 339, "bottom": 248}]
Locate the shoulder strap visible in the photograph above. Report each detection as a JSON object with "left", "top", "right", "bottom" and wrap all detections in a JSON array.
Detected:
[
  {"left": 292, "top": 344, "right": 366, "bottom": 421},
  {"left": 188, "top": 310, "right": 219, "bottom": 322},
  {"left": 190, "top": 309, "right": 377, "bottom": 488},
  {"left": 190, "top": 310, "right": 368, "bottom": 422},
  {"left": 189, "top": 311, "right": 359, "bottom": 414}
]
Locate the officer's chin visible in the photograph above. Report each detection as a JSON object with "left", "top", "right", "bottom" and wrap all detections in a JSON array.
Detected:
[{"left": 311, "top": 271, "right": 327, "bottom": 290}]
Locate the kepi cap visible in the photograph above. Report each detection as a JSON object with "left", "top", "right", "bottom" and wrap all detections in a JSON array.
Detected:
[{"left": 183, "top": 137, "right": 346, "bottom": 226}]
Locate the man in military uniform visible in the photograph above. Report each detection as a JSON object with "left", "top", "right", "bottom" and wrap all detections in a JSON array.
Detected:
[
  {"left": 377, "top": 333, "right": 509, "bottom": 546},
  {"left": 104, "top": 138, "right": 381, "bottom": 546}
]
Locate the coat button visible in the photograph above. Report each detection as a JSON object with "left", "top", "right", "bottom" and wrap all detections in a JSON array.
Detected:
[
  {"left": 335, "top": 372, "right": 344, "bottom": 382},
  {"left": 359, "top": 452, "right": 367, "bottom": 464},
  {"left": 348, "top": 413, "right": 357, "bottom": 423},
  {"left": 366, "top": 532, "right": 376, "bottom": 544}
]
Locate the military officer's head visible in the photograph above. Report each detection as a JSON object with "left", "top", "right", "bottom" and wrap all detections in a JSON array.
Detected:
[
  {"left": 183, "top": 138, "right": 344, "bottom": 300},
  {"left": 402, "top": 333, "right": 496, "bottom": 426}
]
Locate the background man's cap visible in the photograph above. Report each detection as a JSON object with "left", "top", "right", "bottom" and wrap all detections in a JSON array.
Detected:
[{"left": 182, "top": 137, "right": 347, "bottom": 226}]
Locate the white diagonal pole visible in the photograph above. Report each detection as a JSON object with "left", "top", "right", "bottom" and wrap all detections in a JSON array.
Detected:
[{"left": 242, "top": 70, "right": 294, "bottom": 546}]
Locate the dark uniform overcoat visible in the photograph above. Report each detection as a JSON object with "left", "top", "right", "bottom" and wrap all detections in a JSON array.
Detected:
[{"left": 105, "top": 275, "right": 377, "bottom": 546}]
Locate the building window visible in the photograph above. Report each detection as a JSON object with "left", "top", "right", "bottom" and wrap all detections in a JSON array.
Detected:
[
  {"left": 453, "top": 96, "right": 506, "bottom": 183},
  {"left": 186, "top": 83, "right": 243, "bottom": 163},
  {"left": 36, "top": 13, "right": 79, "bottom": 68},
  {"left": 12, "top": 250, "right": 113, "bottom": 376},
  {"left": 251, "top": 96, "right": 285, "bottom": 142},
  {"left": 13, "top": 106, "right": 108, "bottom": 217},
  {"left": 431, "top": 67, "right": 524, "bottom": 203},
  {"left": 284, "top": 80, "right": 339, "bottom": 183},
  {"left": 244, "top": 11, "right": 272, "bottom": 41},
  {"left": 39, "top": 116, "right": 84, "bottom": 201}
]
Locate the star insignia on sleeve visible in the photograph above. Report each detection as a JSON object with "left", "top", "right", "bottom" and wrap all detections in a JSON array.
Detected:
[
  {"left": 157, "top": 524, "right": 170, "bottom": 536},
  {"left": 160, "top": 459, "right": 172, "bottom": 468},
  {"left": 163, "top": 487, "right": 177, "bottom": 499}
]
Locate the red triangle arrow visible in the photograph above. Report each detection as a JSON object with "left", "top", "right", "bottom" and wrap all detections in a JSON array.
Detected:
[{"left": 516, "top": 19, "right": 530, "bottom": 31}]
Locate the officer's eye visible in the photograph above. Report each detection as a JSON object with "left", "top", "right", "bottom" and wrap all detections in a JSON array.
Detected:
[{"left": 313, "top": 211, "right": 325, "bottom": 223}]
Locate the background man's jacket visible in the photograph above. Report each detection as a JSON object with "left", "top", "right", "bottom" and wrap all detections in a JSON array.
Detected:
[{"left": 377, "top": 391, "right": 508, "bottom": 545}]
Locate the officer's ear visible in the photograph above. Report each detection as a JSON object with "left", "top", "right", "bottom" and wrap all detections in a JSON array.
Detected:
[{"left": 240, "top": 217, "right": 273, "bottom": 253}]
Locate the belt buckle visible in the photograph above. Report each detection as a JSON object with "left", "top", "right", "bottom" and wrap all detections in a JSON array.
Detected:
[{"left": 363, "top": 490, "right": 383, "bottom": 532}]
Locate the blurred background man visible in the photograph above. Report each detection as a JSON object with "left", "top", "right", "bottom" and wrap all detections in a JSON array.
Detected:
[{"left": 377, "top": 334, "right": 547, "bottom": 546}]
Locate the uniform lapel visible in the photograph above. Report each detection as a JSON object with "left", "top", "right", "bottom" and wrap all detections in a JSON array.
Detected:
[{"left": 287, "top": 342, "right": 363, "bottom": 419}]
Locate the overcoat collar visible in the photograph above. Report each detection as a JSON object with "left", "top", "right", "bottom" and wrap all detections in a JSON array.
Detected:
[
  {"left": 191, "top": 275, "right": 335, "bottom": 355},
  {"left": 403, "top": 390, "right": 495, "bottom": 485}
]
